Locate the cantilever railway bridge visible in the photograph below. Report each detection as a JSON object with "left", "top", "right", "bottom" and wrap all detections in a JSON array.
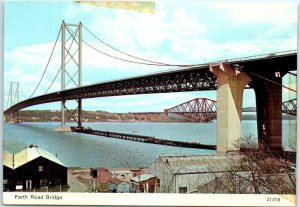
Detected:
[{"left": 164, "top": 98, "right": 296, "bottom": 122}]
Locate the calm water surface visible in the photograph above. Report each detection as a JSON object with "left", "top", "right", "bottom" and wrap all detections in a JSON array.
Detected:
[{"left": 3, "top": 120, "right": 296, "bottom": 168}]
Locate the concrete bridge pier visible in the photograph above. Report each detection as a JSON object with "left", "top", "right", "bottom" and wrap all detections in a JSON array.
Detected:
[
  {"left": 250, "top": 76, "right": 284, "bottom": 154},
  {"left": 78, "top": 98, "right": 82, "bottom": 127},
  {"left": 210, "top": 62, "right": 251, "bottom": 153}
]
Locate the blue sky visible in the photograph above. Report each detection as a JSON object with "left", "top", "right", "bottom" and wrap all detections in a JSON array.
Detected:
[{"left": 4, "top": 1, "right": 297, "bottom": 112}]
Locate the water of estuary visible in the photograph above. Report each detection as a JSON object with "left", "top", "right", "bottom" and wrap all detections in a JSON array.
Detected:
[{"left": 3, "top": 120, "right": 296, "bottom": 168}]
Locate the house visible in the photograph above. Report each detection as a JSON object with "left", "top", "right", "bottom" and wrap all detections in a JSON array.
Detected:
[
  {"left": 110, "top": 168, "right": 134, "bottom": 182},
  {"left": 3, "top": 151, "right": 14, "bottom": 191},
  {"left": 3, "top": 146, "right": 67, "bottom": 191},
  {"left": 96, "top": 167, "right": 113, "bottom": 191},
  {"left": 148, "top": 154, "right": 243, "bottom": 193},
  {"left": 108, "top": 177, "right": 129, "bottom": 193},
  {"left": 96, "top": 167, "right": 135, "bottom": 191},
  {"left": 96, "top": 167, "right": 148, "bottom": 192},
  {"left": 130, "top": 174, "right": 156, "bottom": 193}
]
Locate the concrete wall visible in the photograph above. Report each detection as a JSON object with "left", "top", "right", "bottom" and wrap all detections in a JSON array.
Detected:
[
  {"left": 67, "top": 172, "right": 87, "bottom": 192},
  {"left": 148, "top": 157, "right": 222, "bottom": 193},
  {"left": 174, "top": 173, "right": 216, "bottom": 193},
  {"left": 117, "top": 182, "right": 130, "bottom": 193},
  {"left": 112, "top": 172, "right": 133, "bottom": 183},
  {"left": 148, "top": 158, "right": 174, "bottom": 193}
]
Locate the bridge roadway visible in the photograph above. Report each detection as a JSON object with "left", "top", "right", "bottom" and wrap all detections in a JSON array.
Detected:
[
  {"left": 71, "top": 127, "right": 216, "bottom": 150},
  {"left": 4, "top": 51, "right": 296, "bottom": 115}
]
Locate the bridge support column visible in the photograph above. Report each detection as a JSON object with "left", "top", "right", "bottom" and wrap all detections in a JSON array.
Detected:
[
  {"left": 61, "top": 99, "right": 65, "bottom": 127},
  {"left": 210, "top": 63, "right": 251, "bottom": 153},
  {"left": 78, "top": 98, "right": 82, "bottom": 127},
  {"left": 55, "top": 99, "right": 72, "bottom": 132},
  {"left": 250, "top": 78, "right": 283, "bottom": 154}
]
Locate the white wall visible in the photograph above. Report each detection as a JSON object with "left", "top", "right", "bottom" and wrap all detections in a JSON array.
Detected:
[{"left": 148, "top": 158, "right": 175, "bottom": 193}]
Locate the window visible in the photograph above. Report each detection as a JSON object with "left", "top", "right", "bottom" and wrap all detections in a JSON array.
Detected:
[
  {"left": 16, "top": 180, "right": 23, "bottom": 185},
  {"left": 179, "top": 187, "right": 187, "bottom": 193},
  {"left": 157, "top": 178, "right": 160, "bottom": 186},
  {"left": 38, "top": 166, "right": 43, "bottom": 171},
  {"left": 40, "top": 179, "right": 47, "bottom": 187},
  {"left": 275, "top": 72, "right": 281, "bottom": 78}
]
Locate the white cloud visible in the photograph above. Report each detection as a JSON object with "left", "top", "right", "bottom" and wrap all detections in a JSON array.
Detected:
[
  {"left": 4, "top": 1, "right": 296, "bottom": 112},
  {"left": 9, "top": 66, "right": 23, "bottom": 77},
  {"left": 213, "top": 2, "right": 296, "bottom": 25}
]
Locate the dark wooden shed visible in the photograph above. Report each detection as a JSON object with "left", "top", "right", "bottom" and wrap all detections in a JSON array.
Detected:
[{"left": 3, "top": 146, "right": 67, "bottom": 191}]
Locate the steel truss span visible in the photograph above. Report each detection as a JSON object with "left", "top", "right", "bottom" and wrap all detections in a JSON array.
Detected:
[
  {"left": 165, "top": 98, "right": 217, "bottom": 122},
  {"left": 164, "top": 98, "right": 296, "bottom": 122},
  {"left": 282, "top": 98, "right": 297, "bottom": 116},
  {"left": 4, "top": 67, "right": 216, "bottom": 114}
]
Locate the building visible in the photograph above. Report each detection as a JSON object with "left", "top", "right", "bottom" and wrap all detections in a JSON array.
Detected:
[
  {"left": 108, "top": 177, "right": 130, "bottom": 193},
  {"left": 148, "top": 154, "right": 243, "bottom": 193},
  {"left": 131, "top": 168, "right": 146, "bottom": 177},
  {"left": 3, "top": 151, "right": 14, "bottom": 191},
  {"left": 96, "top": 167, "right": 112, "bottom": 191},
  {"left": 130, "top": 174, "right": 157, "bottom": 193},
  {"left": 110, "top": 168, "right": 134, "bottom": 183},
  {"left": 96, "top": 167, "right": 136, "bottom": 191},
  {"left": 96, "top": 167, "right": 148, "bottom": 192},
  {"left": 3, "top": 146, "right": 67, "bottom": 191}
]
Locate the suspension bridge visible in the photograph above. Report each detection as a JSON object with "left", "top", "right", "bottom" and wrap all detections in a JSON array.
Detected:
[{"left": 4, "top": 21, "right": 297, "bottom": 154}]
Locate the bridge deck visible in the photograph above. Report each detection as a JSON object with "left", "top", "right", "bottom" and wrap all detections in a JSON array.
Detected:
[
  {"left": 71, "top": 127, "right": 216, "bottom": 150},
  {"left": 4, "top": 51, "right": 296, "bottom": 115}
]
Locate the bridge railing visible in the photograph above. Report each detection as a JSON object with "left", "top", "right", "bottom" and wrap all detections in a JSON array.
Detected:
[{"left": 210, "top": 49, "right": 297, "bottom": 65}]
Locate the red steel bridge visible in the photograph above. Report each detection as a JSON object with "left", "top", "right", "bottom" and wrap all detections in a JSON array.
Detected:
[
  {"left": 4, "top": 21, "right": 297, "bottom": 154},
  {"left": 164, "top": 98, "right": 296, "bottom": 122}
]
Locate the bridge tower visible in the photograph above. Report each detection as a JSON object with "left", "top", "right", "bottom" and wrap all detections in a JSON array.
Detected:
[
  {"left": 56, "top": 21, "right": 82, "bottom": 131},
  {"left": 210, "top": 63, "right": 251, "bottom": 153},
  {"left": 6, "top": 81, "right": 20, "bottom": 123}
]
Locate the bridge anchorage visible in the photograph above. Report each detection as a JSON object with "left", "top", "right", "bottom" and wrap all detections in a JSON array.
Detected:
[{"left": 55, "top": 21, "right": 83, "bottom": 132}]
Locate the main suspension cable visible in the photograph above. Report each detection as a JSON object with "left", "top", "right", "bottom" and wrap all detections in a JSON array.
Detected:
[
  {"left": 82, "top": 24, "right": 201, "bottom": 67},
  {"left": 29, "top": 27, "right": 62, "bottom": 98},
  {"left": 81, "top": 37, "right": 205, "bottom": 67},
  {"left": 44, "top": 28, "right": 80, "bottom": 95}
]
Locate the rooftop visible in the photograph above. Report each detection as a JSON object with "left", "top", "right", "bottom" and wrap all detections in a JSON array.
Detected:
[
  {"left": 131, "top": 174, "right": 156, "bottom": 182},
  {"left": 3, "top": 151, "right": 13, "bottom": 169},
  {"left": 159, "top": 154, "right": 244, "bottom": 174},
  {"left": 5, "top": 146, "right": 65, "bottom": 169},
  {"left": 109, "top": 177, "right": 127, "bottom": 185},
  {"left": 107, "top": 167, "right": 134, "bottom": 175}
]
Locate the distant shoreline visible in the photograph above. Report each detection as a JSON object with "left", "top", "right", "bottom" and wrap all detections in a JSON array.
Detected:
[{"left": 8, "top": 110, "right": 296, "bottom": 123}]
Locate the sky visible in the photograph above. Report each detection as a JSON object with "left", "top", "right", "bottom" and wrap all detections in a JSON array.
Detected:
[{"left": 3, "top": 1, "right": 298, "bottom": 113}]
